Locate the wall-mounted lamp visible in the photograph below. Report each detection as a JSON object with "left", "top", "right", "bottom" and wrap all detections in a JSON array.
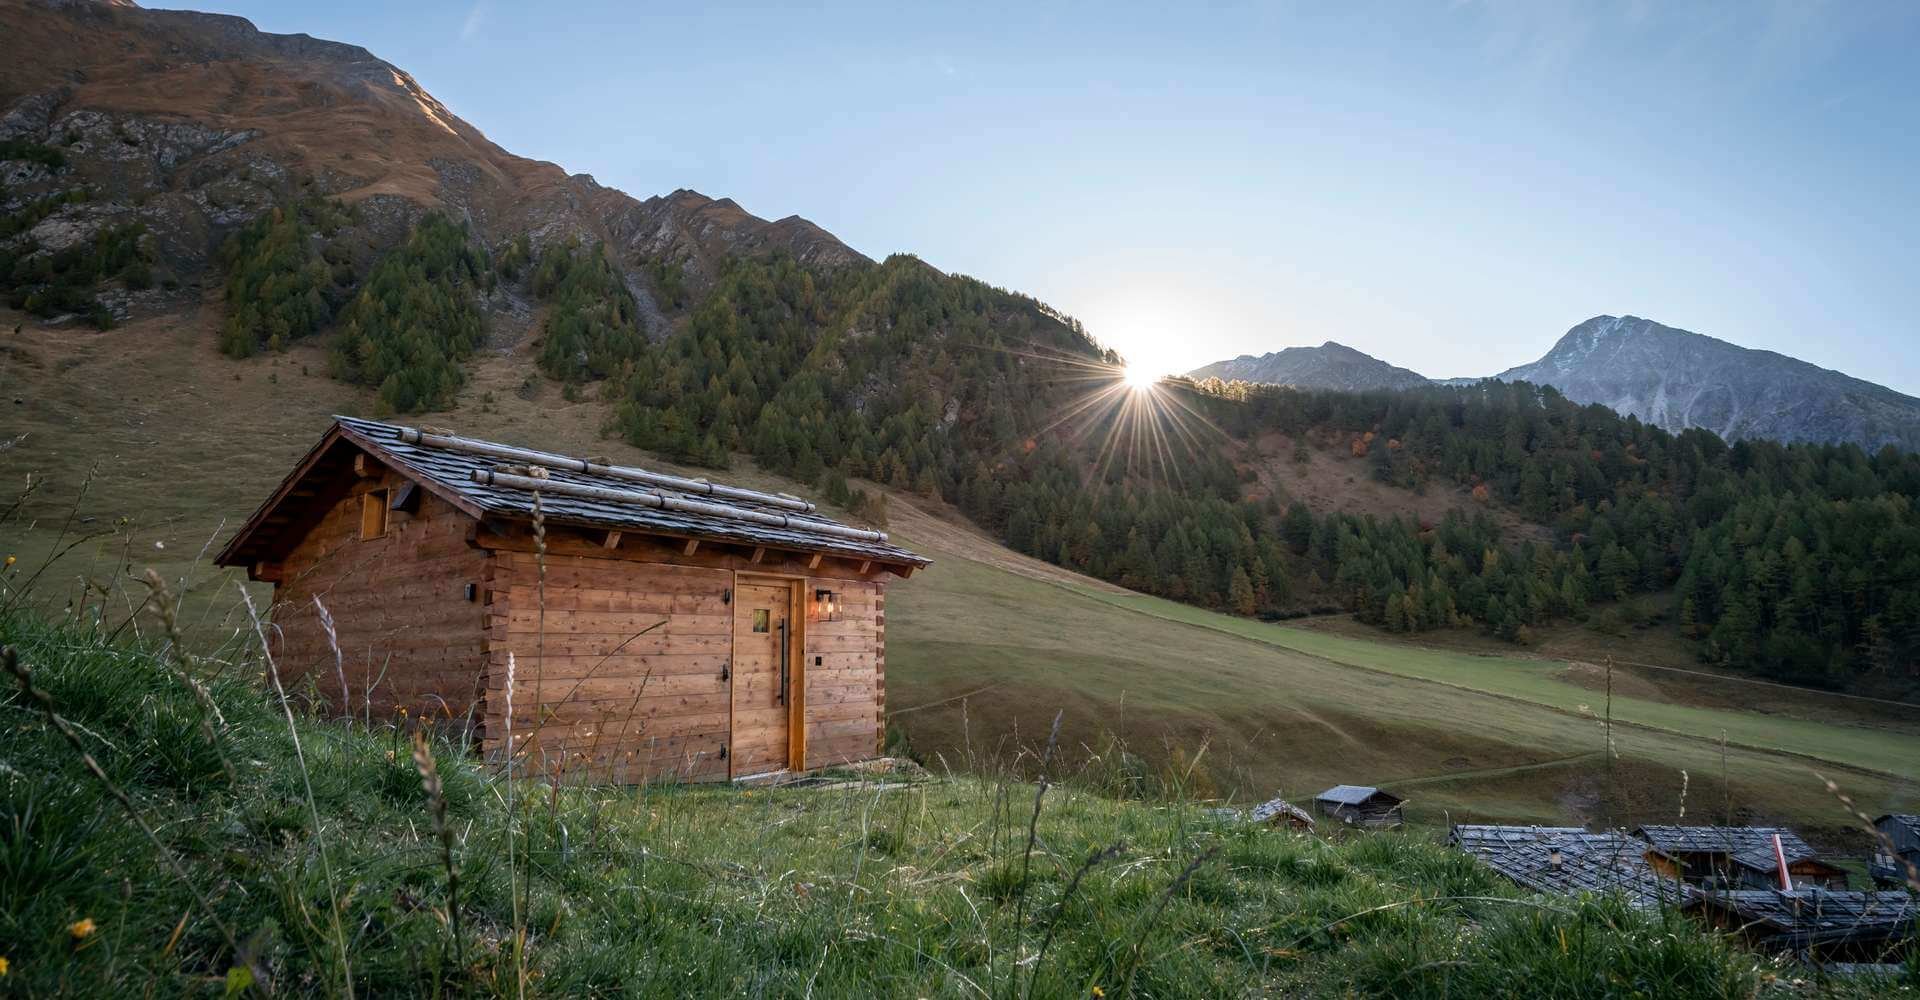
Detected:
[{"left": 814, "top": 588, "right": 839, "bottom": 622}]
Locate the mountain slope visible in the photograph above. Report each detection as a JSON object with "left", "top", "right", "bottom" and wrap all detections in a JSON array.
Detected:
[
  {"left": 1493, "top": 315, "right": 1920, "bottom": 451},
  {"left": 0, "top": 0, "right": 863, "bottom": 314},
  {"left": 1188, "top": 341, "right": 1430, "bottom": 391}
]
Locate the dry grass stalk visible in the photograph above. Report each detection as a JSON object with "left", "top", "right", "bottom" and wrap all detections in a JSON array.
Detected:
[
  {"left": 411, "top": 729, "right": 465, "bottom": 973},
  {"left": 139, "top": 569, "right": 236, "bottom": 788},
  {"left": 1007, "top": 710, "right": 1064, "bottom": 996},
  {"left": 238, "top": 584, "right": 354, "bottom": 997},
  {"left": 1115, "top": 845, "right": 1223, "bottom": 995},
  {"left": 1027, "top": 841, "right": 1125, "bottom": 1000},
  {"left": 312, "top": 594, "right": 351, "bottom": 723},
  {"left": 2, "top": 467, "right": 110, "bottom": 616}
]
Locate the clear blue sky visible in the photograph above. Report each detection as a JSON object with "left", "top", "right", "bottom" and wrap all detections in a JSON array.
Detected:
[{"left": 189, "top": 1, "right": 1919, "bottom": 392}]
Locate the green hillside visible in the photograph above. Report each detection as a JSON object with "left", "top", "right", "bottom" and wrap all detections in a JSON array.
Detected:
[
  {"left": 880, "top": 523, "right": 1919, "bottom": 835},
  {"left": 0, "top": 610, "right": 1884, "bottom": 997}
]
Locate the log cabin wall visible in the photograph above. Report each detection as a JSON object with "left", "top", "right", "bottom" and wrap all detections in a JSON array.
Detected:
[
  {"left": 803, "top": 575, "right": 884, "bottom": 769},
  {"left": 477, "top": 526, "right": 897, "bottom": 784},
  {"left": 484, "top": 550, "right": 735, "bottom": 783},
  {"left": 270, "top": 467, "right": 491, "bottom": 727}
]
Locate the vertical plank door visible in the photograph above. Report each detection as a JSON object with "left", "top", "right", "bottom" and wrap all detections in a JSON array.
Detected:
[{"left": 730, "top": 582, "right": 792, "bottom": 778}]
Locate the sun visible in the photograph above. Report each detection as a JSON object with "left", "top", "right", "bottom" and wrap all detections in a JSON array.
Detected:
[{"left": 1122, "top": 366, "right": 1159, "bottom": 390}]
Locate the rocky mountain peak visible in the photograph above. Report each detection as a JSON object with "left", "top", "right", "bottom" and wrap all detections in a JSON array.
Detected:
[
  {"left": 1187, "top": 340, "right": 1430, "bottom": 392},
  {"left": 1496, "top": 316, "right": 1920, "bottom": 450}
]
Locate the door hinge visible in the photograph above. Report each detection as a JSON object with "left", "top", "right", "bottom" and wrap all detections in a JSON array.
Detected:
[{"left": 719, "top": 746, "right": 728, "bottom": 759}]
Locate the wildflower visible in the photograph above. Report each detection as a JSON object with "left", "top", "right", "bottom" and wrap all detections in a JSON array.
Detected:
[
  {"left": 69, "top": 918, "right": 96, "bottom": 940},
  {"left": 0, "top": 955, "right": 10, "bottom": 976},
  {"left": 3, "top": 555, "right": 14, "bottom": 567},
  {"left": 1091, "top": 988, "right": 1105, "bottom": 998}
]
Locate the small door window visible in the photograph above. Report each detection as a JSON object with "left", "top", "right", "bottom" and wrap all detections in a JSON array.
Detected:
[{"left": 752, "top": 609, "right": 770, "bottom": 633}]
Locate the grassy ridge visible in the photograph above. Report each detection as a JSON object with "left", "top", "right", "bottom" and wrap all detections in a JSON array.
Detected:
[
  {"left": 881, "top": 530, "right": 1920, "bottom": 832},
  {"left": 2, "top": 609, "right": 1872, "bottom": 997},
  {"left": 1069, "top": 588, "right": 1920, "bottom": 777}
]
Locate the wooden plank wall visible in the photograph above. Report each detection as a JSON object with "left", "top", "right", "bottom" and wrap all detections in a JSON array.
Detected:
[
  {"left": 271, "top": 468, "right": 490, "bottom": 728},
  {"left": 485, "top": 552, "right": 735, "bottom": 783},
  {"left": 803, "top": 576, "right": 884, "bottom": 769}
]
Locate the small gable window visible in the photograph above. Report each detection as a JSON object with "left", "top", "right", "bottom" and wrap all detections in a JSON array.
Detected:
[{"left": 360, "top": 489, "right": 390, "bottom": 540}]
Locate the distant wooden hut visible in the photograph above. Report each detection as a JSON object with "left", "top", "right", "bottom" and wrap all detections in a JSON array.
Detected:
[
  {"left": 215, "top": 417, "right": 931, "bottom": 783},
  {"left": 1683, "top": 889, "right": 1916, "bottom": 964},
  {"left": 1313, "top": 785, "right": 1404, "bottom": 828},
  {"left": 1869, "top": 814, "right": 1920, "bottom": 888},
  {"left": 1633, "top": 826, "right": 1848, "bottom": 890}
]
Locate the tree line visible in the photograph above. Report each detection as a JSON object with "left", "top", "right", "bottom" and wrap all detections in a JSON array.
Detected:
[{"left": 1190, "top": 377, "right": 1920, "bottom": 691}]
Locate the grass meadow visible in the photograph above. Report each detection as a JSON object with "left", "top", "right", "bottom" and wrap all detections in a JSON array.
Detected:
[{"left": 7, "top": 605, "right": 1911, "bottom": 997}]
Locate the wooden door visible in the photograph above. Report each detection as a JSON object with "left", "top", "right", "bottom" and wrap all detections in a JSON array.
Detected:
[{"left": 729, "top": 581, "right": 793, "bottom": 778}]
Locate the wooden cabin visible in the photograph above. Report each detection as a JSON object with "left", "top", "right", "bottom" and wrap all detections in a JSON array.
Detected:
[
  {"left": 1869, "top": 814, "right": 1920, "bottom": 888},
  {"left": 215, "top": 416, "right": 931, "bottom": 783},
  {"left": 1683, "top": 889, "right": 1916, "bottom": 964},
  {"left": 1632, "top": 826, "right": 1848, "bottom": 890},
  {"left": 1448, "top": 825, "right": 1682, "bottom": 909},
  {"left": 1313, "top": 785, "right": 1404, "bottom": 828}
]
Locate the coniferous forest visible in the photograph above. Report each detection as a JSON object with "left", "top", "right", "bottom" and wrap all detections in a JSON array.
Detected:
[{"left": 221, "top": 211, "right": 1920, "bottom": 696}]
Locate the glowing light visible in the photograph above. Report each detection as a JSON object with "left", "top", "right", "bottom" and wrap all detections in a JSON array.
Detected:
[{"left": 962, "top": 340, "right": 1228, "bottom": 490}]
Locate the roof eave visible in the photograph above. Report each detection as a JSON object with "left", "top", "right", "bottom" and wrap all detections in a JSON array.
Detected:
[
  {"left": 214, "top": 422, "right": 349, "bottom": 570},
  {"left": 472, "top": 510, "right": 930, "bottom": 573},
  {"left": 215, "top": 418, "right": 488, "bottom": 573}
]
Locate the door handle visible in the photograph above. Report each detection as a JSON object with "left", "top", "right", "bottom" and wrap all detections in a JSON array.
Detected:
[{"left": 777, "top": 618, "right": 790, "bottom": 705}]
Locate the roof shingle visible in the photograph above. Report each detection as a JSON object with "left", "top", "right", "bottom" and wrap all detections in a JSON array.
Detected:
[{"left": 1451, "top": 825, "right": 1686, "bottom": 909}]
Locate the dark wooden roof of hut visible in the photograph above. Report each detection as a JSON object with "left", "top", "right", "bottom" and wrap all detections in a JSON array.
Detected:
[
  {"left": 1876, "top": 814, "right": 1920, "bottom": 841},
  {"left": 1315, "top": 785, "right": 1401, "bottom": 808},
  {"left": 1450, "top": 825, "right": 1685, "bottom": 909},
  {"left": 1632, "top": 825, "right": 1824, "bottom": 874},
  {"left": 1247, "top": 797, "right": 1314, "bottom": 827},
  {"left": 1684, "top": 889, "right": 1916, "bottom": 948},
  {"left": 217, "top": 417, "right": 931, "bottom": 572}
]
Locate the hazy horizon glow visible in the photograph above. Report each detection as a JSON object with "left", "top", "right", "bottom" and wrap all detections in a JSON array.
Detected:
[{"left": 182, "top": 2, "right": 1920, "bottom": 394}]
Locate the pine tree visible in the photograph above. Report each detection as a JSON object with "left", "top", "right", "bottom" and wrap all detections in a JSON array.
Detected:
[{"left": 1228, "top": 568, "right": 1257, "bottom": 616}]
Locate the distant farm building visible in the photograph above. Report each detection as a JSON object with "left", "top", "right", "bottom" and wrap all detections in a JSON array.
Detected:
[
  {"left": 1683, "top": 889, "right": 1917, "bottom": 964},
  {"left": 1248, "top": 797, "right": 1315, "bottom": 831},
  {"left": 1313, "top": 785, "right": 1404, "bottom": 828},
  {"left": 1870, "top": 814, "right": 1920, "bottom": 888},
  {"left": 1633, "top": 826, "right": 1848, "bottom": 890},
  {"left": 216, "top": 417, "right": 930, "bottom": 783},
  {"left": 1449, "top": 825, "right": 1684, "bottom": 909}
]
